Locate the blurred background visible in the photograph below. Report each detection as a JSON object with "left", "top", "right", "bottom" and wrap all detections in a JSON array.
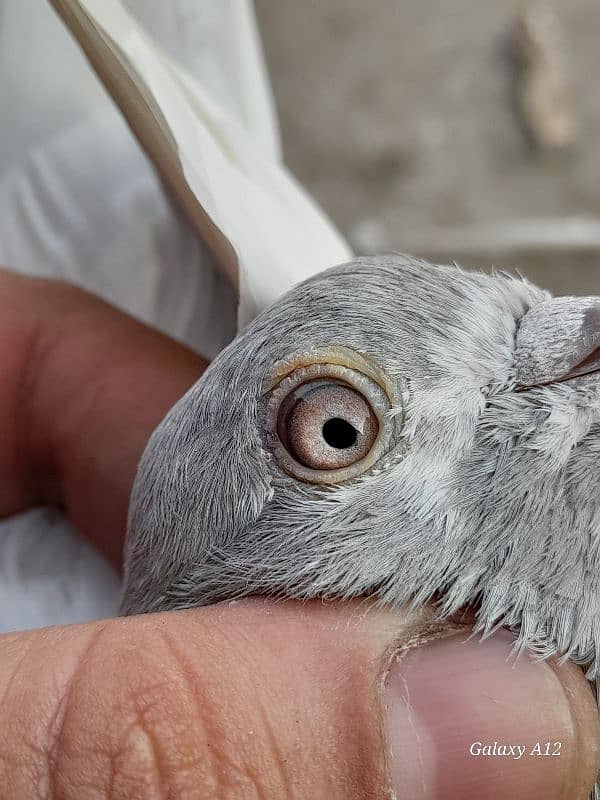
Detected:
[{"left": 254, "top": 0, "right": 600, "bottom": 294}]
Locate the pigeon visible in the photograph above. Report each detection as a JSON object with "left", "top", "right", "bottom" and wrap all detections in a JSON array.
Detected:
[
  {"left": 124, "top": 253, "right": 600, "bottom": 699},
  {"left": 125, "top": 252, "right": 600, "bottom": 797}
]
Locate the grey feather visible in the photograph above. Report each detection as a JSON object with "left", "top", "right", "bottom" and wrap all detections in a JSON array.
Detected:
[{"left": 125, "top": 254, "right": 600, "bottom": 791}]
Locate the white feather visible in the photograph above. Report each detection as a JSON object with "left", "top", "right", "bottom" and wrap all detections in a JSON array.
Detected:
[{"left": 49, "top": 0, "right": 352, "bottom": 327}]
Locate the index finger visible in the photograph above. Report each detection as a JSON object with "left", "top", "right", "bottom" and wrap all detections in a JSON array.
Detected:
[{"left": 0, "top": 268, "right": 206, "bottom": 566}]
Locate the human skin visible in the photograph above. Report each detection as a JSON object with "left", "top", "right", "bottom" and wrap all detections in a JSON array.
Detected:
[{"left": 0, "top": 267, "right": 598, "bottom": 799}]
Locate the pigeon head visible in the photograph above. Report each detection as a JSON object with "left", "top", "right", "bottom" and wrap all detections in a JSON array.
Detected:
[{"left": 124, "top": 255, "right": 600, "bottom": 676}]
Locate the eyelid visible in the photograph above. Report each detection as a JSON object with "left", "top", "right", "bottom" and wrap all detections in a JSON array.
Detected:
[
  {"left": 269, "top": 362, "right": 391, "bottom": 421},
  {"left": 262, "top": 345, "right": 401, "bottom": 405}
]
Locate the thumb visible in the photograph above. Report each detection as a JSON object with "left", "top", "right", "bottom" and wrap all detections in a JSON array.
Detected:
[{"left": 1, "top": 600, "right": 598, "bottom": 799}]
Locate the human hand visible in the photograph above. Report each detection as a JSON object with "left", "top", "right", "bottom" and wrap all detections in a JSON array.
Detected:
[{"left": 0, "top": 268, "right": 598, "bottom": 799}]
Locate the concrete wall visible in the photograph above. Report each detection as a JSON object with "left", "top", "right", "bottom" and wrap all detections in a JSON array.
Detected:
[{"left": 255, "top": 1, "right": 600, "bottom": 294}]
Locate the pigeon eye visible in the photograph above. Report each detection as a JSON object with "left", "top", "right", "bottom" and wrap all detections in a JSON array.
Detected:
[
  {"left": 277, "top": 379, "right": 379, "bottom": 470},
  {"left": 266, "top": 359, "right": 398, "bottom": 484}
]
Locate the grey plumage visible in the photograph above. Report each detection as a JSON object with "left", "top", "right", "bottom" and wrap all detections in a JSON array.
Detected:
[{"left": 124, "top": 255, "right": 600, "bottom": 790}]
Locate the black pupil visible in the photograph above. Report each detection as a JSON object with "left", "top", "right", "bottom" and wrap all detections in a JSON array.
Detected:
[{"left": 322, "top": 417, "right": 358, "bottom": 449}]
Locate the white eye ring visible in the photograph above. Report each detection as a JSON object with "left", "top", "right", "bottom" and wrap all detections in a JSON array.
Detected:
[{"left": 265, "top": 359, "right": 399, "bottom": 484}]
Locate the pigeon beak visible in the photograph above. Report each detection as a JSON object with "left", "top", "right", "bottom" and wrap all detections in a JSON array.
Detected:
[{"left": 515, "top": 296, "right": 600, "bottom": 389}]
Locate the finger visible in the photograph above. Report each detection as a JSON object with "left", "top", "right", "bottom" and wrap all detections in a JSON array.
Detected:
[
  {"left": 0, "top": 600, "right": 597, "bottom": 799},
  {"left": 385, "top": 627, "right": 599, "bottom": 799},
  {"left": 0, "top": 269, "right": 206, "bottom": 565}
]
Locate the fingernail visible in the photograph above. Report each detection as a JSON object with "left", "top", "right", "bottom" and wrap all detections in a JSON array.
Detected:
[{"left": 383, "top": 629, "right": 595, "bottom": 800}]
